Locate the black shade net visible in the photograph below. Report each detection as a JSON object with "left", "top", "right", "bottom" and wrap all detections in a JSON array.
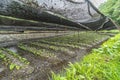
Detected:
[{"left": 0, "top": 0, "right": 117, "bottom": 31}]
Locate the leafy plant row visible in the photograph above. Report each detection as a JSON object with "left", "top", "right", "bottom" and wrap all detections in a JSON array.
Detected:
[
  {"left": 51, "top": 34, "right": 120, "bottom": 80},
  {"left": 41, "top": 32, "right": 107, "bottom": 47},
  {"left": 18, "top": 44, "right": 56, "bottom": 58},
  {"left": 39, "top": 40, "right": 81, "bottom": 49},
  {"left": 0, "top": 48, "right": 29, "bottom": 70},
  {"left": 30, "top": 42, "right": 73, "bottom": 54}
]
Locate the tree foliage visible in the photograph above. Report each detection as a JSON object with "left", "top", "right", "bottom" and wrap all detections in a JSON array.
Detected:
[{"left": 99, "top": 0, "right": 120, "bottom": 25}]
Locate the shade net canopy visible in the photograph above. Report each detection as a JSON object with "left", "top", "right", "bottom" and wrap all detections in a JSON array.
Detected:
[{"left": 0, "top": 0, "right": 117, "bottom": 31}]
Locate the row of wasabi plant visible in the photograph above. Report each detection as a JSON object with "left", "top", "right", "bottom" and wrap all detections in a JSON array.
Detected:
[
  {"left": 39, "top": 40, "right": 81, "bottom": 49},
  {"left": 42, "top": 32, "right": 107, "bottom": 47},
  {"left": 30, "top": 42, "right": 73, "bottom": 54},
  {"left": 0, "top": 48, "right": 29, "bottom": 70},
  {"left": 51, "top": 33, "right": 120, "bottom": 80},
  {"left": 18, "top": 44, "right": 56, "bottom": 58}
]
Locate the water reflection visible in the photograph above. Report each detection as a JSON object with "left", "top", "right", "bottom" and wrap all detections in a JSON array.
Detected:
[{"left": 8, "top": 47, "right": 18, "bottom": 53}]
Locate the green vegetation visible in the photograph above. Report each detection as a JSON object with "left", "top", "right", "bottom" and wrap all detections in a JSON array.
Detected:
[
  {"left": 5, "top": 49, "right": 29, "bottom": 65},
  {"left": 18, "top": 44, "right": 56, "bottom": 58},
  {"left": 99, "top": 0, "right": 120, "bottom": 25},
  {"left": 41, "top": 32, "right": 108, "bottom": 46},
  {"left": 0, "top": 48, "right": 29, "bottom": 70},
  {"left": 31, "top": 42, "right": 73, "bottom": 54},
  {"left": 39, "top": 40, "right": 81, "bottom": 49},
  {"left": 51, "top": 33, "right": 120, "bottom": 80}
]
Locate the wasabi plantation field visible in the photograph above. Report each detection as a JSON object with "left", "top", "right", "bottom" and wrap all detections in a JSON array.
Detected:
[
  {"left": 0, "top": 0, "right": 120, "bottom": 80},
  {"left": 0, "top": 30, "right": 119, "bottom": 80}
]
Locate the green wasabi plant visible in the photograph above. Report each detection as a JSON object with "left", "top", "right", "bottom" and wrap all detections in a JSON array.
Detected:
[{"left": 51, "top": 33, "right": 120, "bottom": 80}]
